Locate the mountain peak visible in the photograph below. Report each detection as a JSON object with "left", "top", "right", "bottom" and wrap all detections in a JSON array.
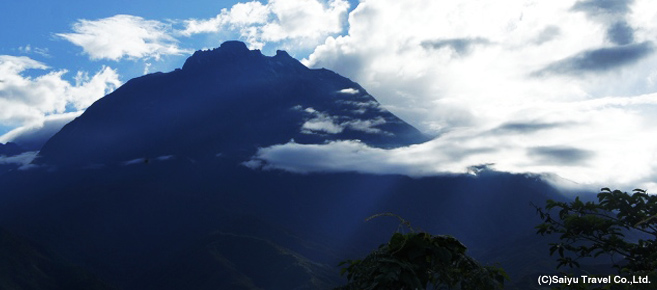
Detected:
[
  {"left": 181, "top": 41, "right": 262, "bottom": 72},
  {"left": 179, "top": 41, "right": 307, "bottom": 77},
  {"left": 219, "top": 40, "right": 249, "bottom": 52},
  {"left": 274, "top": 49, "right": 291, "bottom": 58}
]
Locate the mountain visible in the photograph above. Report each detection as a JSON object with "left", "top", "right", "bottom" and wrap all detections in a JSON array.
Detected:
[
  {"left": 0, "top": 41, "right": 579, "bottom": 289},
  {"left": 36, "top": 41, "right": 428, "bottom": 168},
  {"left": 0, "top": 142, "right": 23, "bottom": 156}
]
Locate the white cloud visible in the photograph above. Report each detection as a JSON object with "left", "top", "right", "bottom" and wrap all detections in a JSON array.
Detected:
[
  {"left": 244, "top": 0, "right": 657, "bottom": 189},
  {"left": 338, "top": 88, "right": 359, "bottom": 94},
  {"left": 251, "top": 92, "right": 657, "bottom": 189},
  {"left": 0, "top": 112, "right": 82, "bottom": 150},
  {"left": 249, "top": 140, "right": 408, "bottom": 175},
  {"left": 301, "top": 109, "right": 343, "bottom": 134},
  {"left": 18, "top": 45, "right": 50, "bottom": 57},
  {"left": 304, "top": 1, "right": 616, "bottom": 132},
  {"left": 344, "top": 117, "right": 388, "bottom": 134},
  {"left": 297, "top": 106, "right": 389, "bottom": 135},
  {"left": 182, "top": 2, "right": 269, "bottom": 35},
  {"left": 0, "top": 56, "right": 121, "bottom": 143},
  {"left": 181, "top": 0, "right": 349, "bottom": 49},
  {"left": 67, "top": 67, "right": 122, "bottom": 109},
  {"left": 58, "top": 14, "right": 191, "bottom": 61},
  {"left": 143, "top": 62, "right": 152, "bottom": 75}
]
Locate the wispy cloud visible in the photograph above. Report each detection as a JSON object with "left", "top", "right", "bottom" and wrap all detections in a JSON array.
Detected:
[
  {"left": 18, "top": 45, "right": 51, "bottom": 58},
  {"left": 58, "top": 14, "right": 191, "bottom": 61}
]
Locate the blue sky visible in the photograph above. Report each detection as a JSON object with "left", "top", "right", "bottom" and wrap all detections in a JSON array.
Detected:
[
  {"left": 2, "top": 0, "right": 657, "bottom": 190},
  {"left": 2, "top": 0, "right": 218, "bottom": 74}
]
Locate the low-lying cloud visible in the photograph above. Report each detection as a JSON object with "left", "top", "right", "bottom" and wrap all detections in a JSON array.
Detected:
[{"left": 250, "top": 95, "right": 657, "bottom": 188}]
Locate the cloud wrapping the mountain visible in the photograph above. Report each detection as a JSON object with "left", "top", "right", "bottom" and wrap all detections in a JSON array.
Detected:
[
  {"left": 246, "top": 0, "right": 657, "bottom": 189},
  {"left": 58, "top": 15, "right": 191, "bottom": 61},
  {"left": 181, "top": 0, "right": 349, "bottom": 49},
  {"left": 0, "top": 56, "right": 120, "bottom": 144},
  {"left": 251, "top": 92, "right": 657, "bottom": 189}
]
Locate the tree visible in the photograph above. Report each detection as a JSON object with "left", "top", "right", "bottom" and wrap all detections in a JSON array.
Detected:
[
  {"left": 535, "top": 188, "right": 657, "bottom": 289},
  {"left": 336, "top": 213, "right": 507, "bottom": 290}
]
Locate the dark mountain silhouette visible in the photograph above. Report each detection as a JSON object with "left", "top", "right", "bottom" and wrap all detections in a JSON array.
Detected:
[
  {"left": 37, "top": 41, "right": 428, "bottom": 168},
  {"left": 0, "top": 41, "right": 580, "bottom": 289}
]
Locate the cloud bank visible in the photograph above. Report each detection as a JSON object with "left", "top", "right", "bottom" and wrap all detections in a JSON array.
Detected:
[
  {"left": 245, "top": 0, "right": 657, "bottom": 190},
  {"left": 250, "top": 92, "right": 657, "bottom": 189}
]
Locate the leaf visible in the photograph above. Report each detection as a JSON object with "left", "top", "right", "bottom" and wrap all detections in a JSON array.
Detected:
[{"left": 536, "top": 187, "right": 657, "bottom": 277}]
